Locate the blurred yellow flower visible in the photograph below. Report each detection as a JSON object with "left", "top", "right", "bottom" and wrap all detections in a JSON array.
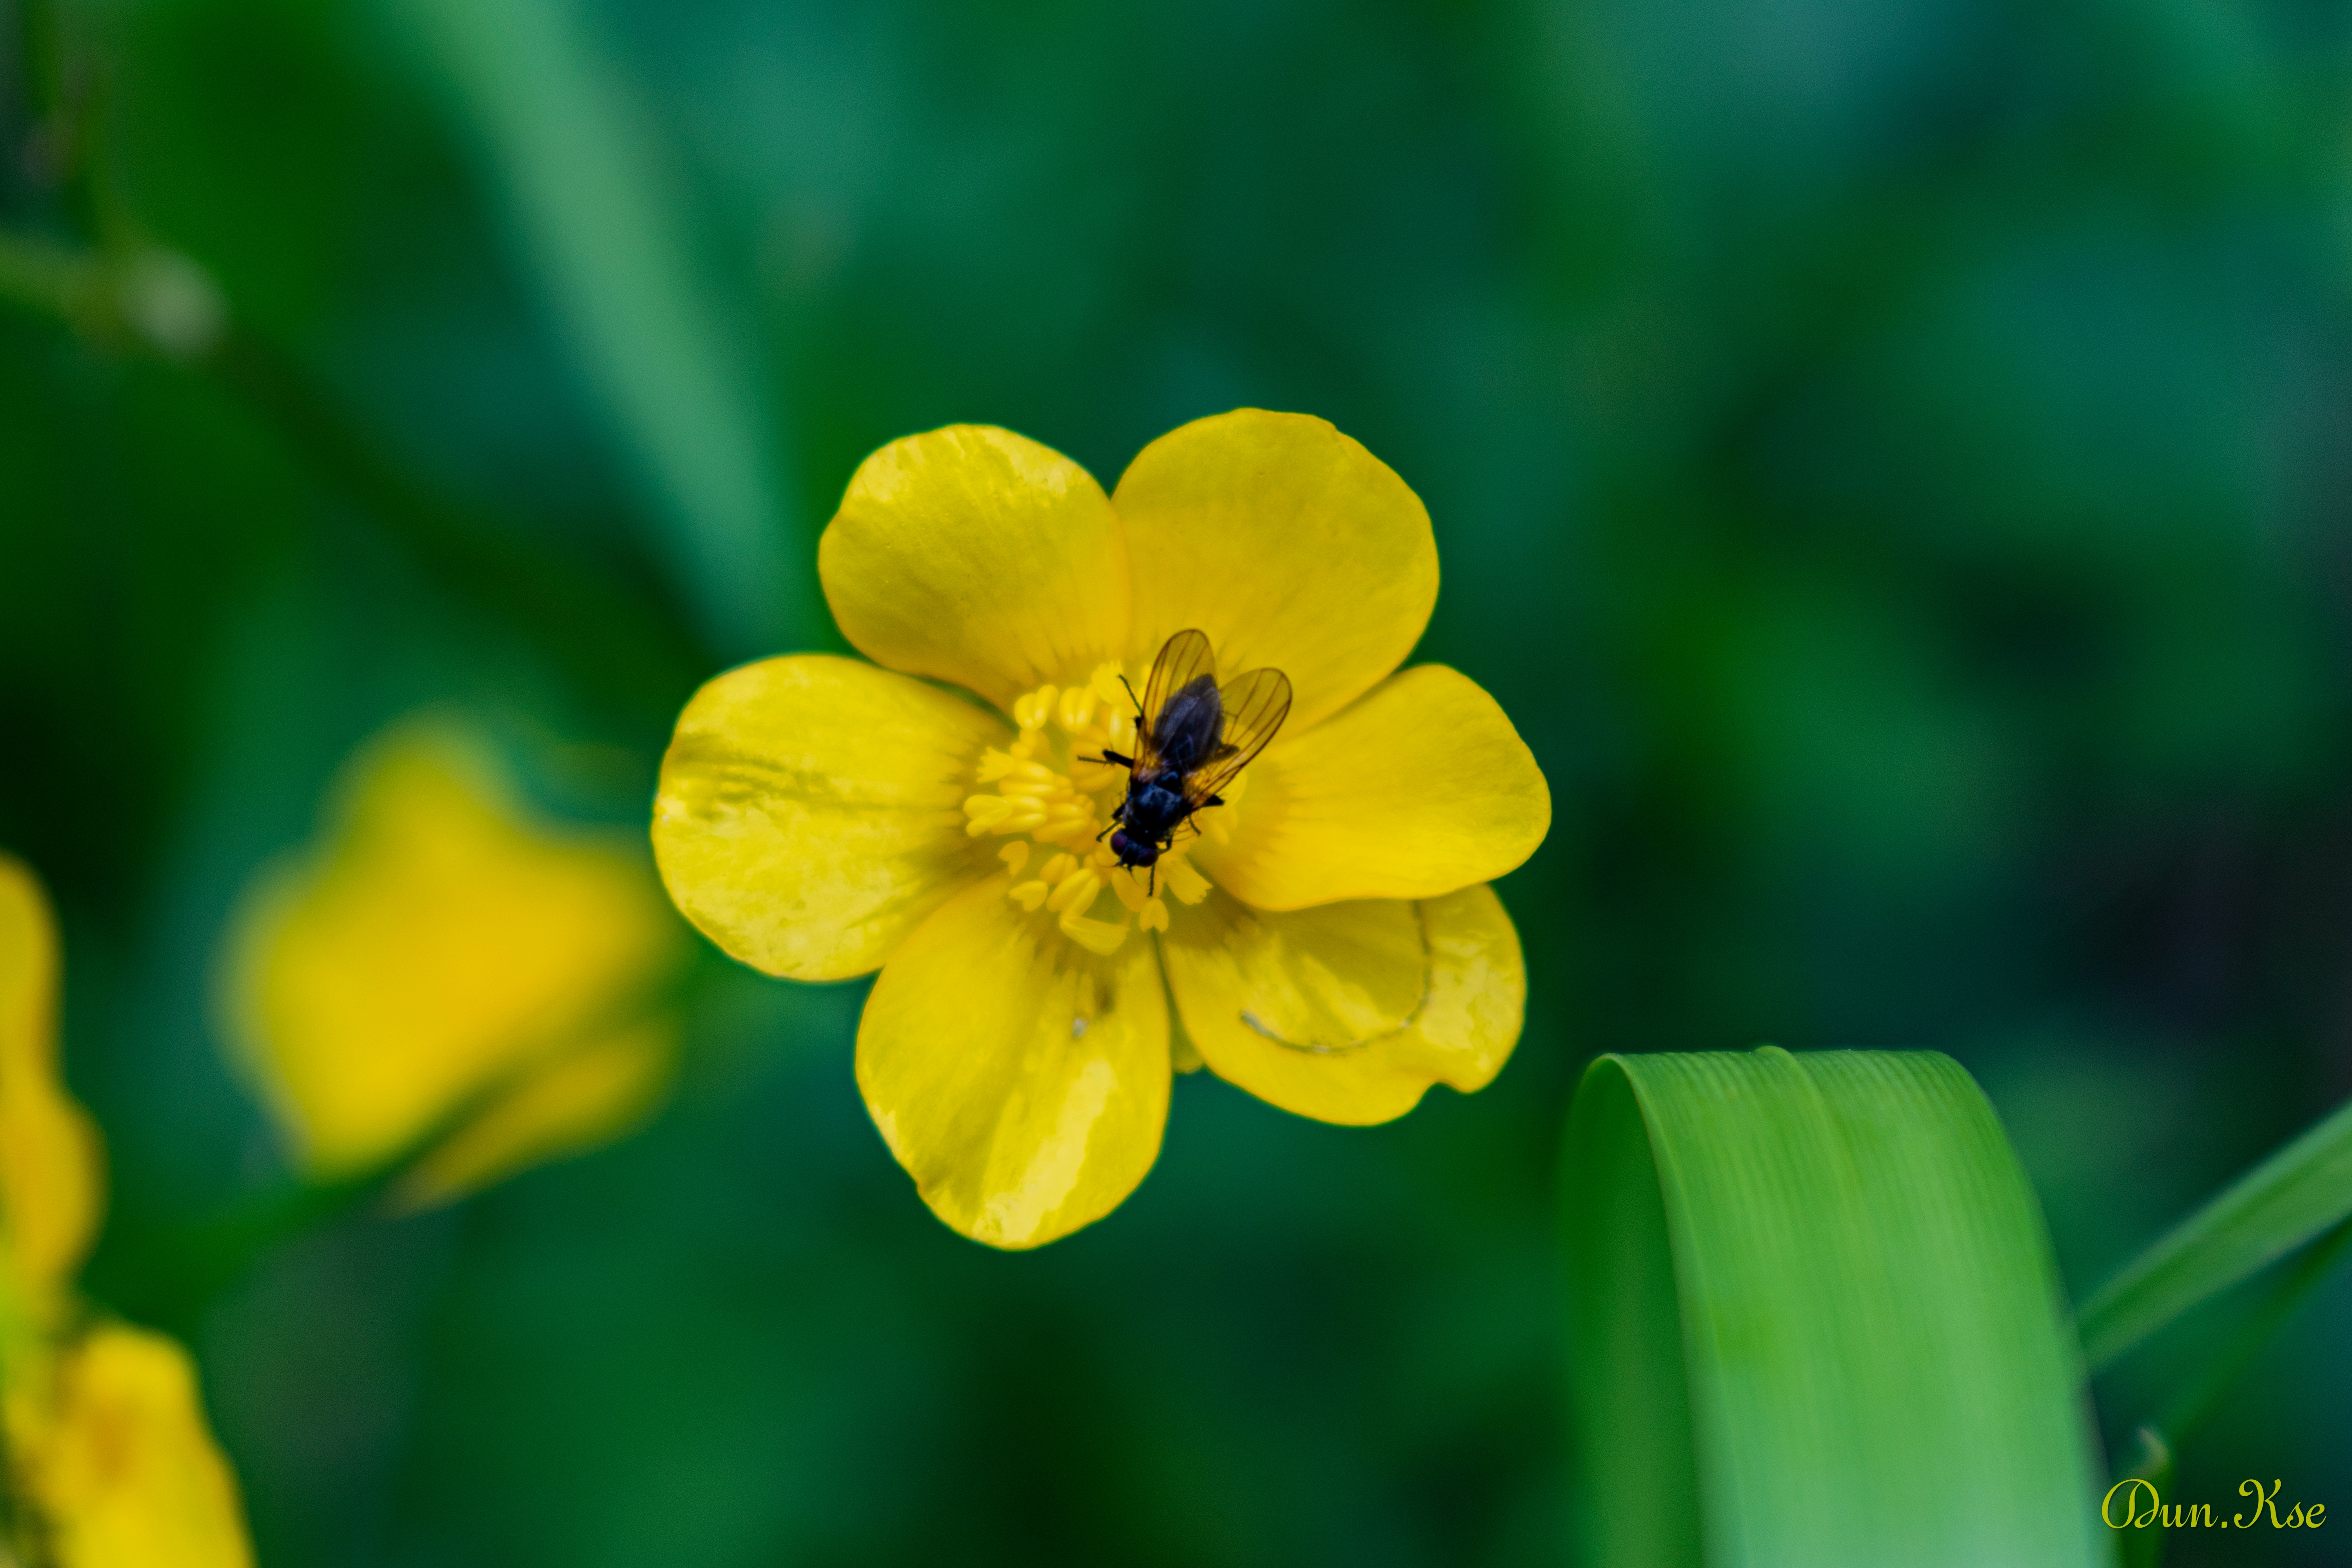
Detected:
[
  {"left": 0, "top": 856, "right": 101, "bottom": 1319},
  {"left": 221, "top": 721, "right": 686, "bottom": 1205},
  {"left": 0, "top": 855, "right": 255, "bottom": 1568},
  {"left": 8, "top": 1327, "right": 255, "bottom": 1568},
  {"left": 655, "top": 409, "right": 1550, "bottom": 1249}
]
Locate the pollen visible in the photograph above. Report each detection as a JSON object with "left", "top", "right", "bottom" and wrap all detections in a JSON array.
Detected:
[{"left": 961, "top": 666, "right": 1234, "bottom": 952}]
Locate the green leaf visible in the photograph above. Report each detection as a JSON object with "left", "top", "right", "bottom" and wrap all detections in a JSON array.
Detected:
[
  {"left": 2076, "top": 1094, "right": 2352, "bottom": 1372},
  {"left": 1562, "top": 1047, "right": 2106, "bottom": 1568},
  {"left": 391, "top": 0, "right": 806, "bottom": 657}
]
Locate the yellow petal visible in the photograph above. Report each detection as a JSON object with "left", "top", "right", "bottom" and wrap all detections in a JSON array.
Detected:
[
  {"left": 0, "top": 855, "right": 103, "bottom": 1307},
  {"left": 1194, "top": 664, "right": 1550, "bottom": 911},
  {"left": 1161, "top": 883, "right": 1525, "bottom": 1125},
  {"left": 857, "top": 877, "right": 1169, "bottom": 1249},
  {"left": 654, "top": 654, "right": 1006, "bottom": 980},
  {"left": 394, "top": 1018, "right": 678, "bottom": 1209},
  {"left": 1113, "top": 410, "right": 1437, "bottom": 731},
  {"left": 223, "top": 722, "right": 684, "bottom": 1181},
  {"left": 819, "top": 426, "right": 1132, "bottom": 707},
  {"left": 1381, "top": 884, "right": 1527, "bottom": 1093},
  {"left": 15, "top": 1325, "right": 255, "bottom": 1568}
]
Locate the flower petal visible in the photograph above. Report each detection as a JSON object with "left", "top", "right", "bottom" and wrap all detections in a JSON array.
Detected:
[
  {"left": 655, "top": 655, "right": 1006, "bottom": 980},
  {"left": 1380, "top": 884, "right": 1527, "bottom": 1094},
  {"left": 225, "top": 724, "right": 683, "bottom": 1179},
  {"left": 15, "top": 1325, "right": 255, "bottom": 1568},
  {"left": 1194, "top": 664, "right": 1550, "bottom": 911},
  {"left": 819, "top": 426, "right": 1132, "bottom": 707},
  {"left": 1161, "top": 883, "right": 1525, "bottom": 1125},
  {"left": 857, "top": 877, "right": 1169, "bottom": 1249},
  {"left": 0, "top": 854, "right": 104, "bottom": 1306},
  {"left": 1113, "top": 410, "right": 1437, "bottom": 730},
  {"left": 394, "top": 1018, "right": 678, "bottom": 1210}
]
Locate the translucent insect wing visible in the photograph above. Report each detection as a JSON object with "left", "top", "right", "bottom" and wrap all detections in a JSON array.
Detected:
[
  {"left": 1142, "top": 629, "right": 1216, "bottom": 731},
  {"left": 1187, "top": 667, "right": 1292, "bottom": 807}
]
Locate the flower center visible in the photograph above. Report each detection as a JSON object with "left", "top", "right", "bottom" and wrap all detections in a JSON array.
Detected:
[{"left": 962, "top": 664, "right": 1228, "bottom": 955}]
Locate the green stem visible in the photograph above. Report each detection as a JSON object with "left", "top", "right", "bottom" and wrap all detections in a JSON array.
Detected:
[
  {"left": 2079, "top": 1092, "right": 2352, "bottom": 1371},
  {"left": 207, "top": 327, "right": 715, "bottom": 719},
  {"left": 0, "top": 225, "right": 716, "bottom": 722},
  {"left": 2, "top": 11, "right": 726, "bottom": 713},
  {"left": 2105, "top": 1220, "right": 2352, "bottom": 1568},
  {"left": 2152, "top": 1216, "right": 2352, "bottom": 1445},
  {"left": 100, "top": 952, "right": 724, "bottom": 1333},
  {"left": 2115, "top": 1426, "right": 2173, "bottom": 1568}
]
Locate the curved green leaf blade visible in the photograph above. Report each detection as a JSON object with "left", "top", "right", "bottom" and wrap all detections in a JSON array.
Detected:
[
  {"left": 1563, "top": 1047, "right": 2106, "bottom": 1568},
  {"left": 392, "top": 0, "right": 803, "bottom": 657},
  {"left": 2077, "top": 1093, "right": 2352, "bottom": 1372}
]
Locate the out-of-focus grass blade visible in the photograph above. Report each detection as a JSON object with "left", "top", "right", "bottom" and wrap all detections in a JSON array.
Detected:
[
  {"left": 392, "top": 0, "right": 801, "bottom": 658},
  {"left": 2077, "top": 1093, "right": 2352, "bottom": 1372},
  {"left": 1563, "top": 1048, "right": 2105, "bottom": 1568}
]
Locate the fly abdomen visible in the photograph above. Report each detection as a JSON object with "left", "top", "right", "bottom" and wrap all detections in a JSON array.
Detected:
[{"left": 1151, "top": 675, "right": 1225, "bottom": 773}]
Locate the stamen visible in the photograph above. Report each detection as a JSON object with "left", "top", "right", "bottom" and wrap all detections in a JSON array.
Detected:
[
  {"left": 963, "top": 795, "right": 1015, "bottom": 835},
  {"left": 1162, "top": 856, "right": 1212, "bottom": 906},
  {"left": 1107, "top": 869, "right": 1149, "bottom": 915},
  {"left": 972, "top": 673, "right": 1241, "bottom": 953},
  {"left": 1047, "top": 867, "right": 1102, "bottom": 917},
  {"left": 1012, "top": 686, "right": 1058, "bottom": 730},
  {"left": 1060, "top": 910, "right": 1129, "bottom": 956}
]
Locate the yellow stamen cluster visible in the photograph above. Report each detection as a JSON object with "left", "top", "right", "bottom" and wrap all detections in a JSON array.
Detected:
[{"left": 963, "top": 664, "right": 1223, "bottom": 955}]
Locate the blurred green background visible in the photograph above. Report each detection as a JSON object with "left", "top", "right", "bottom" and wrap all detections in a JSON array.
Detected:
[{"left": 4, "top": 0, "right": 2350, "bottom": 1562}]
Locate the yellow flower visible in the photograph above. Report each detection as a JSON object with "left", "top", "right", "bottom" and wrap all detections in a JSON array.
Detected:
[
  {"left": 7, "top": 1327, "right": 256, "bottom": 1568},
  {"left": 0, "top": 855, "right": 255, "bottom": 1568},
  {"left": 0, "top": 856, "right": 101, "bottom": 1320},
  {"left": 655, "top": 409, "right": 1551, "bottom": 1248},
  {"left": 220, "top": 720, "right": 686, "bottom": 1206}
]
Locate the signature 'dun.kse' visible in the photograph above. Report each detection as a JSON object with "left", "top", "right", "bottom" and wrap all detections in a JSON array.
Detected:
[{"left": 2103, "top": 1477, "right": 2325, "bottom": 1532}]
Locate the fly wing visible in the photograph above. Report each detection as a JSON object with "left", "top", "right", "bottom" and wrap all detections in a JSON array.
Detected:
[
  {"left": 1151, "top": 676, "right": 1225, "bottom": 775},
  {"left": 1184, "top": 666, "right": 1292, "bottom": 809},
  {"left": 1142, "top": 629, "right": 1216, "bottom": 731}
]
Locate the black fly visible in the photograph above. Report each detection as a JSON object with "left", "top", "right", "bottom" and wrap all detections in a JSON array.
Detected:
[{"left": 1094, "top": 629, "right": 1292, "bottom": 891}]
